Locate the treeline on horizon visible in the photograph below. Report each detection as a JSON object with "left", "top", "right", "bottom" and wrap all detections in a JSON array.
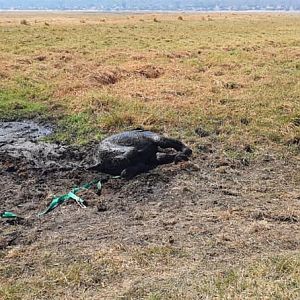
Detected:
[{"left": 1, "top": 0, "right": 299, "bottom": 10}]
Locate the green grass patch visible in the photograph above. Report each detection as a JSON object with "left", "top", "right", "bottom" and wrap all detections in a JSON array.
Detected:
[
  {"left": 0, "top": 14, "right": 299, "bottom": 149},
  {"left": 0, "top": 77, "right": 52, "bottom": 120},
  {"left": 0, "top": 88, "right": 46, "bottom": 120},
  {"left": 49, "top": 113, "right": 102, "bottom": 145},
  {"left": 198, "top": 254, "right": 300, "bottom": 299}
]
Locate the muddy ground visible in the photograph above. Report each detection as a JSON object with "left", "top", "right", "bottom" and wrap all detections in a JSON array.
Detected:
[{"left": 1, "top": 121, "right": 300, "bottom": 299}]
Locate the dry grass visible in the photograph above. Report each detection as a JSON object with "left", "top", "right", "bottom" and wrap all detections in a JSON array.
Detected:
[
  {"left": 123, "top": 252, "right": 300, "bottom": 299},
  {"left": 0, "top": 12, "right": 299, "bottom": 147},
  {"left": 1, "top": 244, "right": 299, "bottom": 299}
]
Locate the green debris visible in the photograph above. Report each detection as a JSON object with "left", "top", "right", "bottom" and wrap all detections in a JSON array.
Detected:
[
  {"left": 38, "top": 179, "right": 103, "bottom": 216},
  {"left": 2, "top": 176, "right": 121, "bottom": 220},
  {"left": 1, "top": 211, "right": 19, "bottom": 219}
]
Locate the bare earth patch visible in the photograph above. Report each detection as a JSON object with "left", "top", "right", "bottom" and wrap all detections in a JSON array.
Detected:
[{"left": 1, "top": 134, "right": 300, "bottom": 299}]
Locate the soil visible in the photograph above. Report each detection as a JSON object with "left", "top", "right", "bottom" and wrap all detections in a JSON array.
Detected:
[{"left": 1, "top": 121, "right": 300, "bottom": 298}]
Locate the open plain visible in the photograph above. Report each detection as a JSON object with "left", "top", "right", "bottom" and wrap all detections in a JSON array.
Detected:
[{"left": 0, "top": 12, "right": 300, "bottom": 299}]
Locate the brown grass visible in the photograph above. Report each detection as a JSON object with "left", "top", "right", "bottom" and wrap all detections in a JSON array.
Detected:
[
  {"left": 0, "top": 12, "right": 299, "bottom": 148},
  {"left": 1, "top": 13, "right": 299, "bottom": 147}
]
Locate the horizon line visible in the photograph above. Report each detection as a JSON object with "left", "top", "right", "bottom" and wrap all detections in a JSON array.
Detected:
[{"left": 1, "top": 9, "right": 300, "bottom": 13}]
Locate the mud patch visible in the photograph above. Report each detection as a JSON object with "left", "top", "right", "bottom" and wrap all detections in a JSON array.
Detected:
[
  {"left": 0, "top": 121, "right": 52, "bottom": 143},
  {"left": 0, "top": 121, "right": 83, "bottom": 170},
  {"left": 1, "top": 126, "right": 300, "bottom": 298}
]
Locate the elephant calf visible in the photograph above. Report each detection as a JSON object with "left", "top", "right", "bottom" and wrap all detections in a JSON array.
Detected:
[{"left": 88, "top": 129, "right": 192, "bottom": 178}]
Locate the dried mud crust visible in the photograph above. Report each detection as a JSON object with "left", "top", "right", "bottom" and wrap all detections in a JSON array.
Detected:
[{"left": 1, "top": 147, "right": 300, "bottom": 259}]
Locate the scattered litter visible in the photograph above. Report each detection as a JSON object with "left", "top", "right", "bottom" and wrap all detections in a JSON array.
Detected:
[
  {"left": 2, "top": 176, "right": 120, "bottom": 220},
  {"left": 38, "top": 179, "right": 101, "bottom": 216},
  {"left": 1, "top": 211, "right": 19, "bottom": 219}
]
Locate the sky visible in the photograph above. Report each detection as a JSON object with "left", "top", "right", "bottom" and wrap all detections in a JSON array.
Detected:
[{"left": 0, "top": 0, "right": 299, "bottom": 10}]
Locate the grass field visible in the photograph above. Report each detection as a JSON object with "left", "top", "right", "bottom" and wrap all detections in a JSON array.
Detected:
[
  {"left": 0, "top": 12, "right": 300, "bottom": 300},
  {"left": 1, "top": 12, "right": 300, "bottom": 147}
]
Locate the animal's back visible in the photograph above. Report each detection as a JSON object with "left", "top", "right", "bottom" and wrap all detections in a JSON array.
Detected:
[{"left": 101, "top": 130, "right": 160, "bottom": 148}]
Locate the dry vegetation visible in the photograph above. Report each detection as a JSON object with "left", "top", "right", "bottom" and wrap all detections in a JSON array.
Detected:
[
  {"left": 0, "top": 12, "right": 300, "bottom": 299},
  {"left": 0, "top": 12, "right": 299, "bottom": 147}
]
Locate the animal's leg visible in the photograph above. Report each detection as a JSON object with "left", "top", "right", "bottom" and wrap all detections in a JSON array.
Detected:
[
  {"left": 121, "top": 162, "right": 152, "bottom": 179},
  {"left": 156, "top": 137, "right": 192, "bottom": 156},
  {"left": 121, "top": 143, "right": 158, "bottom": 165},
  {"left": 114, "top": 144, "right": 157, "bottom": 176},
  {"left": 156, "top": 152, "right": 189, "bottom": 165},
  {"left": 155, "top": 137, "right": 192, "bottom": 164},
  {"left": 156, "top": 152, "right": 177, "bottom": 165}
]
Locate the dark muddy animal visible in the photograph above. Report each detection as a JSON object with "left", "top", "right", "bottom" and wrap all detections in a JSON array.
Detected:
[{"left": 88, "top": 130, "right": 192, "bottom": 178}]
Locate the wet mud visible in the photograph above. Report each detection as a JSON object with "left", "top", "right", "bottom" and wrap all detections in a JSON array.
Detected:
[{"left": 0, "top": 121, "right": 84, "bottom": 170}]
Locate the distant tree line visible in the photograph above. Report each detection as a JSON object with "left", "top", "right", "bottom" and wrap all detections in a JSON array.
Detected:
[{"left": 1, "top": 0, "right": 299, "bottom": 10}]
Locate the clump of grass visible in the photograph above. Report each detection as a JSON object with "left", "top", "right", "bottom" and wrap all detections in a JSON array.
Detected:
[
  {"left": 132, "top": 246, "right": 183, "bottom": 267},
  {"left": 224, "top": 81, "right": 242, "bottom": 89},
  {"left": 198, "top": 254, "right": 300, "bottom": 299},
  {"left": 0, "top": 258, "right": 122, "bottom": 299},
  {"left": 20, "top": 19, "right": 29, "bottom": 25},
  {"left": 292, "top": 116, "right": 300, "bottom": 127},
  {"left": 138, "top": 65, "right": 163, "bottom": 79}
]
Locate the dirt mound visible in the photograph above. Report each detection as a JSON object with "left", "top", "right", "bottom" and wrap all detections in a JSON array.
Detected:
[
  {"left": 138, "top": 65, "right": 164, "bottom": 79},
  {"left": 89, "top": 70, "right": 120, "bottom": 85}
]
